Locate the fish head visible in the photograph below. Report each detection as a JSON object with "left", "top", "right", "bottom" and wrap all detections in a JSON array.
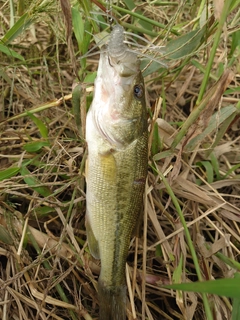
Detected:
[{"left": 92, "top": 36, "right": 147, "bottom": 149}]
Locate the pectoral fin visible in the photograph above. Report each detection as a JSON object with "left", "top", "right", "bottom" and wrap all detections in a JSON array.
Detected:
[{"left": 86, "top": 215, "right": 100, "bottom": 259}]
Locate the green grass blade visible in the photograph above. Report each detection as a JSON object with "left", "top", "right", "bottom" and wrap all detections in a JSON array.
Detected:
[
  {"left": 209, "top": 152, "right": 221, "bottom": 181},
  {"left": 165, "top": 27, "right": 206, "bottom": 60},
  {"left": 163, "top": 277, "right": 240, "bottom": 299},
  {"left": 196, "top": 0, "right": 232, "bottom": 104},
  {"left": 112, "top": 4, "right": 179, "bottom": 35},
  {"left": 229, "top": 29, "right": 240, "bottom": 57},
  {"left": 230, "top": 0, "right": 240, "bottom": 12},
  {"left": 72, "top": 5, "right": 84, "bottom": 52},
  {"left": 196, "top": 161, "right": 214, "bottom": 184},
  {"left": 223, "top": 163, "right": 240, "bottom": 179},
  {"left": 172, "top": 254, "right": 183, "bottom": 284},
  {"left": 156, "top": 168, "right": 213, "bottom": 320},
  {"left": 0, "top": 167, "right": 20, "bottom": 181},
  {"left": 151, "top": 122, "right": 161, "bottom": 156},
  {"left": 1, "top": 12, "right": 35, "bottom": 45},
  {"left": 72, "top": 83, "right": 82, "bottom": 135},
  {"left": 121, "top": 21, "right": 159, "bottom": 37},
  {"left": 214, "top": 251, "right": 240, "bottom": 271},
  {"left": 0, "top": 43, "right": 25, "bottom": 61},
  {"left": 20, "top": 166, "right": 52, "bottom": 197},
  {"left": 0, "top": 99, "right": 67, "bottom": 124},
  {"left": 232, "top": 273, "right": 240, "bottom": 320},
  {"left": 23, "top": 141, "right": 50, "bottom": 153},
  {"left": 122, "top": 0, "right": 152, "bottom": 30},
  {"left": 9, "top": 0, "right": 15, "bottom": 27},
  {"left": 26, "top": 112, "right": 48, "bottom": 139}
]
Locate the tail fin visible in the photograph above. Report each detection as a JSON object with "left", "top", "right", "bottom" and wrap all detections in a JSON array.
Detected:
[{"left": 98, "top": 280, "right": 126, "bottom": 320}]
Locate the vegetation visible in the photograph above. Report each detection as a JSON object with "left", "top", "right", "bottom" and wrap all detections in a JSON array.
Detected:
[{"left": 0, "top": 0, "right": 240, "bottom": 319}]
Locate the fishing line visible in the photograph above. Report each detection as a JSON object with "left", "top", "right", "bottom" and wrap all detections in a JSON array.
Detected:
[
  {"left": 89, "top": 11, "right": 118, "bottom": 27},
  {"left": 106, "top": 0, "right": 113, "bottom": 26}
]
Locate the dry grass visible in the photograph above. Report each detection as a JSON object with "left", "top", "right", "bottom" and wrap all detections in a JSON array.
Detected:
[{"left": 0, "top": 0, "right": 240, "bottom": 319}]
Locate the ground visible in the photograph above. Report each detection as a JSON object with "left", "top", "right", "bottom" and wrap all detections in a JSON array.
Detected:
[{"left": 0, "top": 1, "right": 240, "bottom": 319}]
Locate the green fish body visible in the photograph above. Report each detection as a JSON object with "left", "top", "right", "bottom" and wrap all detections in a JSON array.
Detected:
[{"left": 86, "top": 25, "right": 148, "bottom": 320}]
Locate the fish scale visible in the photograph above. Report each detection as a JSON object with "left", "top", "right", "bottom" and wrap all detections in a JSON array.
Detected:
[{"left": 86, "top": 24, "right": 148, "bottom": 320}]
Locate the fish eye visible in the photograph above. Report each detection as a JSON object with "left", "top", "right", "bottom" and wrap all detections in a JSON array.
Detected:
[{"left": 133, "top": 85, "right": 144, "bottom": 99}]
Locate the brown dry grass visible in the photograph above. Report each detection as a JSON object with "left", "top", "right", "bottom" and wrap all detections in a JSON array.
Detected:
[{"left": 0, "top": 1, "right": 240, "bottom": 319}]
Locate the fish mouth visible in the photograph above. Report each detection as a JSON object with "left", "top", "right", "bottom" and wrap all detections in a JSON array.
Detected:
[{"left": 96, "top": 50, "right": 137, "bottom": 96}]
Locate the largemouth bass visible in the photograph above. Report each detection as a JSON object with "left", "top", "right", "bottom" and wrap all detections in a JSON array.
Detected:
[{"left": 86, "top": 24, "right": 148, "bottom": 320}]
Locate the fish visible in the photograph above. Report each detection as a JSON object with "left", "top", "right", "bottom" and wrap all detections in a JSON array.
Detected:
[{"left": 85, "top": 24, "right": 148, "bottom": 320}]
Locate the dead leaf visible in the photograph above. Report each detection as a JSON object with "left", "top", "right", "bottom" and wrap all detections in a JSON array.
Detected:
[{"left": 172, "top": 176, "right": 216, "bottom": 205}]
